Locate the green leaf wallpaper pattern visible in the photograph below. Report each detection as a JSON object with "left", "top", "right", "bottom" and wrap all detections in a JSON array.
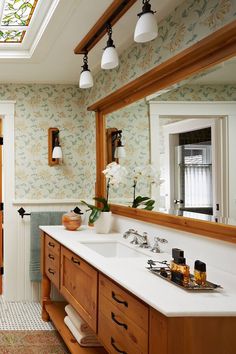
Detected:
[{"left": 0, "top": 84, "right": 95, "bottom": 200}]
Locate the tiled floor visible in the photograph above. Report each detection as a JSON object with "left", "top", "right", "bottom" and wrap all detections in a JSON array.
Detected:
[{"left": 0, "top": 296, "right": 54, "bottom": 330}]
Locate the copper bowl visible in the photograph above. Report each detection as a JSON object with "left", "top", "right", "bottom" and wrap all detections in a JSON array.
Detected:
[{"left": 62, "top": 211, "right": 82, "bottom": 231}]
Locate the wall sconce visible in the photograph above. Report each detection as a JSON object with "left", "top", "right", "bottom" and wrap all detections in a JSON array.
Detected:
[
  {"left": 134, "top": 0, "right": 158, "bottom": 43},
  {"left": 106, "top": 128, "right": 126, "bottom": 164},
  {"left": 48, "top": 128, "right": 62, "bottom": 166}
]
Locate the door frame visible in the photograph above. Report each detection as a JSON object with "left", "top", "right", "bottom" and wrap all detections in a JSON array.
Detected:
[
  {"left": 163, "top": 118, "right": 222, "bottom": 218},
  {"left": 0, "top": 101, "right": 15, "bottom": 299},
  {"left": 149, "top": 101, "right": 236, "bottom": 222}
]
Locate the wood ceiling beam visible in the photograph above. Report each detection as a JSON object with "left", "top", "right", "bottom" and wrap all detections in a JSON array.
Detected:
[{"left": 74, "top": 0, "right": 137, "bottom": 55}]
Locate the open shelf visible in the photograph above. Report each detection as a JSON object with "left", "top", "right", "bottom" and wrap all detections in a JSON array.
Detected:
[{"left": 45, "top": 302, "right": 107, "bottom": 354}]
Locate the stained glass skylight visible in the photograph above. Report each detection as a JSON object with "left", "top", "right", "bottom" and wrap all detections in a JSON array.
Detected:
[{"left": 0, "top": 0, "right": 38, "bottom": 43}]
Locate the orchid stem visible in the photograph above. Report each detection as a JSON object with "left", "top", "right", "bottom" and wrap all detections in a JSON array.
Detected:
[
  {"left": 106, "top": 178, "right": 110, "bottom": 204},
  {"left": 132, "top": 180, "right": 137, "bottom": 207}
]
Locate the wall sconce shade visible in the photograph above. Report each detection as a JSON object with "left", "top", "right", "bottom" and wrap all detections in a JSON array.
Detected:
[
  {"left": 79, "top": 53, "right": 93, "bottom": 89},
  {"left": 134, "top": 0, "right": 158, "bottom": 43},
  {"left": 48, "top": 128, "right": 62, "bottom": 166},
  {"left": 101, "top": 24, "right": 119, "bottom": 70},
  {"left": 114, "top": 145, "right": 126, "bottom": 159},
  {"left": 52, "top": 146, "right": 62, "bottom": 159}
]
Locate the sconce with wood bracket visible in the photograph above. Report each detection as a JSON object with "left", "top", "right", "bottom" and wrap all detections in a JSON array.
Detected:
[
  {"left": 106, "top": 128, "right": 125, "bottom": 164},
  {"left": 48, "top": 128, "right": 62, "bottom": 166}
]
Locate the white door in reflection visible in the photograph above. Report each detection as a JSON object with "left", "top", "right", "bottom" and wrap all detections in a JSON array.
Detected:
[{"left": 174, "top": 142, "right": 213, "bottom": 215}]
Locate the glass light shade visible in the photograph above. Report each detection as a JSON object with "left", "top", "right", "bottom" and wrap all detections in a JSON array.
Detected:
[
  {"left": 114, "top": 146, "right": 126, "bottom": 159},
  {"left": 101, "top": 46, "right": 119, "bottom": 70},
  {"left": 79, "top": 70, "right": 93, "bottom": 89},
  {"left": 134, "top": 12, "right": 158, "bottom": 43},
  {"left": 52, "top": 146, "right": 62, "bottom": 159}
]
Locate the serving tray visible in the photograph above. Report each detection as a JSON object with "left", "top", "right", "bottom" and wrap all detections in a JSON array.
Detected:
[{"left": 146, "top": 260, "right": 222, "bottom": 291}]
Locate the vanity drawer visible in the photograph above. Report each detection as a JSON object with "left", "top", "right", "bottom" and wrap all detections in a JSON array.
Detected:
[
  {"left": 45, "top": 246, "right": 60, "bottom": 269},
  {"left": 60, "top": 246, "right": 98, "bottom": 332},
  {"left": 99, "top": 293, "right": 148, "bottom": 354},
  {"left": 45, "top": 234, "right": 60, "bottom": 256},
  {"left": 99, "top": 274, "right": 148, "bottom": 332},
  {"left": 45, "top": 252, "right": 60, "bottom": 288}
]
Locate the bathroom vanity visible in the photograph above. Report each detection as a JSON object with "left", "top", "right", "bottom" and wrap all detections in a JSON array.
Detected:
[{"left": 41, "top": 226, "right": 236, "bottom": 354}]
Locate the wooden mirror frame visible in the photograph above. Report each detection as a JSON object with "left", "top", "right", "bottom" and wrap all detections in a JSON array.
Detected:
[{"left": 89, "top": 20, "right": 236, "bottom": 244}]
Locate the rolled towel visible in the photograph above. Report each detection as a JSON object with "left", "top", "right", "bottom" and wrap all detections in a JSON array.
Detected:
[
  {"left": 64, "top": 316, "right": 102, "bottom": 347},
  {"left": 65, "top": 304, "right": 92, "bottom": 334}
]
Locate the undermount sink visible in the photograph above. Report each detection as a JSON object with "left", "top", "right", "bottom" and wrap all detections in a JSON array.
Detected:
[{"left": 81, "top": 241, "right": 147, "bottom": 258}]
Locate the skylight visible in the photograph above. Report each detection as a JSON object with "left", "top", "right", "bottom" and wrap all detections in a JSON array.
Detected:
[{"left": 0, "top": 0, "right": 38, "bottom": 43}]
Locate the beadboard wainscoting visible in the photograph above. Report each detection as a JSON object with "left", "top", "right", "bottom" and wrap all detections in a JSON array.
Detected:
[{"left": 5, "top": 202, "right": 87, "bottom": 302}]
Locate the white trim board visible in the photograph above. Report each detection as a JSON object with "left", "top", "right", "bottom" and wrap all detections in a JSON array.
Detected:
[{"left": 0, "top": 101, "right": 16, "bottom": 300}]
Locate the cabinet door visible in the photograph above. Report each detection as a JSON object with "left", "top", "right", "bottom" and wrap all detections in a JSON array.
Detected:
[{"left": 60, "top": 246, "right": 98, "bottom": 332}]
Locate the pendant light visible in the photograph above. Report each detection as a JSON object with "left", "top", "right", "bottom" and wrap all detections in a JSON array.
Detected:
[
  {"left": 79, "top": 52, "right": 93, "bottom": 89},
  {"left": 134, "top": 0, "right": 158, "bottom": 43},
  {"left": 101, "top": 23, "right": 119, "bottom": 70}
]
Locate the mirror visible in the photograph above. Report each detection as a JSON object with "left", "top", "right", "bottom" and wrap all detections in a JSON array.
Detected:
[
  {"left": 106, "top": 56, "right": 236, "bottom": 226},
  {"left": 89, "top": 23, "right": 236, "bottom": 242}
]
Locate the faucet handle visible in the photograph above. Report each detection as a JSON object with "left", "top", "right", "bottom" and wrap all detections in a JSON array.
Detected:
[
  {"left": 153, "top": 237, "right": 168, "bottom": 252},
  {"left": 156, "top": 237, "right": 168, "bottom": 243},
  {"left": 130, "top": 235, "right": 139, "bottom": 245}
]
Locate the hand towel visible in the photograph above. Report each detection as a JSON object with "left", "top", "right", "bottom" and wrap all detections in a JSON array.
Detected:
[
  {"left": 64, "top": 316, "right": 102, "bottom": 347},
  {"left": 30, "top": 211, "right": 65, "bottom": 281},
  {"left": 65, "top": 304, "right": 91, "bottom": 333}
]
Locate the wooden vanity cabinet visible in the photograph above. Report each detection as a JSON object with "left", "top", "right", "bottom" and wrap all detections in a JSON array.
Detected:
[
  {"left": 98, "top": 274, "right": 149, "bottom": 354},
  {"left": 41, "top": 232, "right": 236, "bottom": 354},
  {"left": 60, "top": 246, "right": 98, "bottom": 332}
]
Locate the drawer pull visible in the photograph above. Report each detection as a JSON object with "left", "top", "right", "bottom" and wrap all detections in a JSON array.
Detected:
[
  {"left": 112, "top": 291, "right": 128, "bottom": 307},
  {"left": 71, "top": 256, "right": 80, "bottom": 265},
  {"left": 48, "top": 268, "right": 55, "bottom": 275},
  {"left": 111, "top": 312, "right": 128, "bottom": 330},
  {"left": 111, "top": 337, "right": 127, "bottom": 354},
  {"left": 48, "top": 242, "right": 55, "bottom": 248},
  {"left": 48, "top": 254, "right": 55, "bottom": 260}
]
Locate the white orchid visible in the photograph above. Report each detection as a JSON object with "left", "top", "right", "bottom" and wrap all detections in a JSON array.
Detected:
[
  {"left": 81, "top": 162, "right": 127, "bottom": 224},
  {"left": 103, "top": 162, "right": 127, "bottom": 186},
  {"left": 142, "top": 164, "right": 164, "bottom": 185},
  {"left": 133, "top": 164, "right": 164, "bottom": 185},
  {"left": 131, "top": 164, "right": 164, "bottom": 210}
]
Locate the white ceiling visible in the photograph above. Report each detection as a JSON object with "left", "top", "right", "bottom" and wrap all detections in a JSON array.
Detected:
[{"left": 0, "top": 0, "right": 184, "bottom": 84}]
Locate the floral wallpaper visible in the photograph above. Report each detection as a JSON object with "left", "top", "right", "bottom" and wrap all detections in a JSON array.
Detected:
[
  {"left": 0, "top": 84, "right": 95, "bottom": 199},
  {"left": 2, "top": 0, "right": 236, "bottom": 200},
  {"left": 106, "top": 100, "right": 150, "bottom": 202},
  {"left": 154, "top": 84, "right": 236, "bottom": 101}
]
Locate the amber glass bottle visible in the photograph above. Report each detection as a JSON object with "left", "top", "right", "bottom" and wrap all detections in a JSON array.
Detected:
[{"left": 194, "top": 260, "right": 207, "bottom": 286}]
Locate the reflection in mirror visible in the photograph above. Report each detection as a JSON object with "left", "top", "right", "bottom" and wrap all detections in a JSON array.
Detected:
[{"left": 106, "top": 56, "right": 236, "bottom": 225}]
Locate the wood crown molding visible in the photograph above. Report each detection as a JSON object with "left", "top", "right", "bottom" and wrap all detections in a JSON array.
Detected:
[{"left": 93, "top": 19, "right": 236, "bottom": 244}]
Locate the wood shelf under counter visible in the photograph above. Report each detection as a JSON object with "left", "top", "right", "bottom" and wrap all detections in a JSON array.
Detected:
[{"left": 45, "top": 302, "right": 107, "bottom": 354}]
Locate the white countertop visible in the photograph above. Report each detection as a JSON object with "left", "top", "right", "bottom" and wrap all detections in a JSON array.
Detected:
[{"left": 40, "top": 225, "right": 236, "bottom": 317}]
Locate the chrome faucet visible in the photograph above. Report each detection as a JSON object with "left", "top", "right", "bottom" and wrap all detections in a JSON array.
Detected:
[
  {"left": 123, "top": 229, "right": 150, "bottom": 248},
  {"left": 151, "top": 237, "right": 168, "bottom": 253}
]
